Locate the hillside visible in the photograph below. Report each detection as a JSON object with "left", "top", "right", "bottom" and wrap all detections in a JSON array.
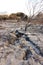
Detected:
[{"left": 0, "top": 12, "right": 28, "bottom": 21}]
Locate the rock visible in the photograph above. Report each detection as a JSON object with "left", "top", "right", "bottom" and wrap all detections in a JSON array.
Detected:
[
  {"left": 28, "top": 58, "right": 41, "bottom": 65},
  {"left": 14, "top": 48, "right": 25, "bottom": 60},
  {"left": 15, "top": 30, "right": 24, "bottom": 38},
  {"left": 7, "top": 33, "right": 17, "bottom": 44}
]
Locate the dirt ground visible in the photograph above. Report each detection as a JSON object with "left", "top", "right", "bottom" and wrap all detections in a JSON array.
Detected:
[{"left": 0, "top": 20, "right": 43, "bottom": 65}]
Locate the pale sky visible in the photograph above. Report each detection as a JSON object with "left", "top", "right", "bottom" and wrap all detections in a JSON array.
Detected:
[
  {"left": 0, "top": 0, "right": 27, "bottom": 15},
  {"left": 0, "top": 0, "right": 42, "bottom": 15}
]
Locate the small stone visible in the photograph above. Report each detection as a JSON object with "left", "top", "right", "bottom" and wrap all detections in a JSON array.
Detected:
[{"left": 15, "top": 48, "right": 25, "bottom": 60}]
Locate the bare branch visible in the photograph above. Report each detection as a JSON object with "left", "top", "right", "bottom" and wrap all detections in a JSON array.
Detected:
[{"left": 26, "top": 0, "right": 43, "bottom": 17}]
